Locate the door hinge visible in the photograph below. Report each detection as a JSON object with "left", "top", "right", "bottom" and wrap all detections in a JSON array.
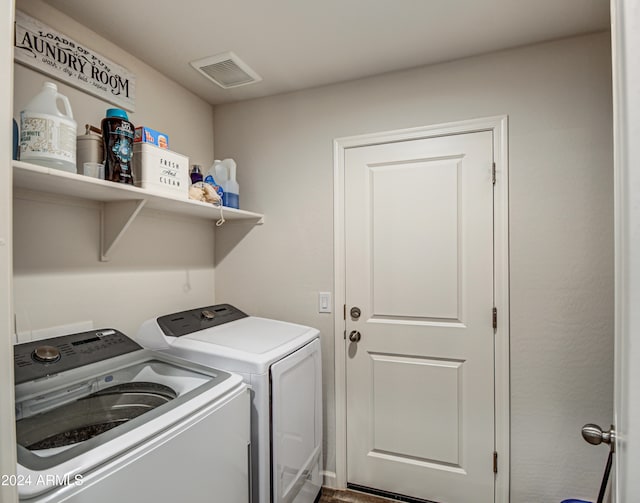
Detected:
[
  {"left": 343, "top": 330, "right": 347, "bottom": 340},
  {"left": 492, "top": 307, "right": 497, "bottom": 329},
  {"left": 343, "top": 304, "right": 346, "bottom": 320},
  {"left": 493, "top": 451, "right": 498, "bottom": 473},
  {"left": 491, "top": 162, "right": 496, "bottom": 185}
]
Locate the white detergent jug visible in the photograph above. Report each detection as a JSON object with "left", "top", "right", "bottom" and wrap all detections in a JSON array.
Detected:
[
  {"left": 216, "top": 158, "right": 239, "bottom": 209},
  {"left": 20, "top": 82, "right": 77, "bottom": 173}
]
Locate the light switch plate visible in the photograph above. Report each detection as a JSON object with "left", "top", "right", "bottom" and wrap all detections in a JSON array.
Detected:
[{"left": 318, "top": 292, "right": 332, "bottom": 313}]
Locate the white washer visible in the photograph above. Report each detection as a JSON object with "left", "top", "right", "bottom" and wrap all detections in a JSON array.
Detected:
[
  {"left": 14, "top": 328, "right": 250, "bottom": 502},
  {"left": 137, "top": 304, "right": 323, "bottom": 503}
]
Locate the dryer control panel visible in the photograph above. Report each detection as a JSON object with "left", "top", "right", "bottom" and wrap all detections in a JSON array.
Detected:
[
  {"left": 157, "top": 304, "right": 248, "bottom": 337},
  {"left": 14, "top": 329, "right": 142, "bottom": 384}
]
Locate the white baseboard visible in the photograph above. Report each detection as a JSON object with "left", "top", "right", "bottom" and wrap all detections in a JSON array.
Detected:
[{"left": 321, "top": 471, "right": 338, "bottom": 489}]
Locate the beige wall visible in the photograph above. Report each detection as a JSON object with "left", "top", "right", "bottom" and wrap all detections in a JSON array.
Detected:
[
  {"left": 213, "top": 33, "right": 614, "bottom": 501},
  {"left": 12, "top": 0, "right": 218, "bottom": 338}
]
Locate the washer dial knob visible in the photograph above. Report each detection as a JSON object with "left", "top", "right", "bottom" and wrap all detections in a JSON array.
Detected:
[{"left": 32, "top": 345, "right": 61, "bottom": 363}]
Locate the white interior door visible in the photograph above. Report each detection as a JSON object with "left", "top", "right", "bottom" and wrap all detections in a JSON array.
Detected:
[{"left": 344, "top": 131, "right": 496, "bottom": 502}]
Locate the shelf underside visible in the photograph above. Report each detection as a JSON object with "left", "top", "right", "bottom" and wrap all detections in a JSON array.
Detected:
[{"left": 13, "top": 160, "right": 264, "bottom": 261}]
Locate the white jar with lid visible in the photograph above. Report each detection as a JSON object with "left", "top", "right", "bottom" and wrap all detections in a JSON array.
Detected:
[{"left": 76, "top": 127, "right": 104, "bottom": 176}]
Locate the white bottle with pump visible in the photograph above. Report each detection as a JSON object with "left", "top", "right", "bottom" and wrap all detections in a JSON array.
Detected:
[{"left": 20, "top": 82, "right": 77, "bottom": 173}]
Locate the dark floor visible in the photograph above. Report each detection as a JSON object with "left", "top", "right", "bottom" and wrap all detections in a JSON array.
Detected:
[{"left": 320, "top": 488, "right": 395, "bottom": 503}]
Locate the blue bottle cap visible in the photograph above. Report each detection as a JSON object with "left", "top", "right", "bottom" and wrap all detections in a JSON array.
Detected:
[{"left": 106, "top": 108, "right": 129, "bottom": 120}]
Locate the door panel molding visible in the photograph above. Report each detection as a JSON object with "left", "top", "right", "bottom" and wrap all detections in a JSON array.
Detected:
[{"left": 333, "top": 116, "right": 509, "bottom": 502}]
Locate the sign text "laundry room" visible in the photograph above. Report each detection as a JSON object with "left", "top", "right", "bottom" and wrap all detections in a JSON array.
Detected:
[{"left": 14, "top": 10, "right": 136, "bottom": 112}]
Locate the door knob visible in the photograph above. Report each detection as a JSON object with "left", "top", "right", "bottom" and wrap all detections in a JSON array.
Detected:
[
  {"left": 350, "top": 307, "right": 361, "bottom": 319},
  {"left": 348, "top": 330, "right": 361, "bottom": 342},
  {"left": 582, "top": 423, "right": 615, "bottom": 451},
  {"left": 582, "top": 423, "right": 616, "bottom": 502}
]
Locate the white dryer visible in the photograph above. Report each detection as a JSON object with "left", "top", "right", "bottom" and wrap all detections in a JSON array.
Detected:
[{"left": 137, "top": 304, "right": 323, "bottom": 503}]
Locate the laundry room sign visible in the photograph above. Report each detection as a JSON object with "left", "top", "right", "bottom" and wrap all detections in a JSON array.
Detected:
[{"left": 14, "top": 10, "right": 136, "bottom": 112}]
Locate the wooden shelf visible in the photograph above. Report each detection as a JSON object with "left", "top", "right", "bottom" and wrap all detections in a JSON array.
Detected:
[{"left": 13, "top": 160, "right": 264, "bottom": 261}]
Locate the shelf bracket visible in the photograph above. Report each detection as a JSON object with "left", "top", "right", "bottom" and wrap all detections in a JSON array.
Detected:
[{"left": 100, "top": 199, "right": 147, "bottom": 262}]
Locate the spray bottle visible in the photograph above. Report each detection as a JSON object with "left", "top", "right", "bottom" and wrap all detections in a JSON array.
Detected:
[
  {"left": 215, "top": 158, "right": 239, "bottom": 209},
  {"left": 204, "top": 160, "right": 224, "bottom": 200}
]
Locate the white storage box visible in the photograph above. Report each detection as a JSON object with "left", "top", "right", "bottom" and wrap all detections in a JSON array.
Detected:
[{"left": 132, "top": 143, "right": 189, "bottom": 198}]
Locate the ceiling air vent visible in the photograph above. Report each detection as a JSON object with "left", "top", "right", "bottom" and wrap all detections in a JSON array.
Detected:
[{"left": 190, "top": 51, "right": 262, "bottom": 89}]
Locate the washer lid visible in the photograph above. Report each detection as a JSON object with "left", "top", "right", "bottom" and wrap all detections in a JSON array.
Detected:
[
  {"left": 185, "top": 317, "right": 313, "bottom": 354},
  {"left": 136, "top": 307, "right": 321, "bottom": 373}
]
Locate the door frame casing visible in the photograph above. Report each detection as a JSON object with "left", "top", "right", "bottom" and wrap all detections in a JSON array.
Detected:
[
  {"left": 332, "top": 115, "right": 510, "bottom": 502},
  {"left": 611, "top": 0, "right": 640, "bottom": 500},
  {"left": 0, "top": 0, "right": 17, "bottom": 502}
]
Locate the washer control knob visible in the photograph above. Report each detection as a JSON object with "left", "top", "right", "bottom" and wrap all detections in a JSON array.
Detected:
[
  {"left": 201, "top": 310, "right": 216, "bottom": 320},
  {"left": 32, "top": 345, "right": 61, "bottom": 363}
]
